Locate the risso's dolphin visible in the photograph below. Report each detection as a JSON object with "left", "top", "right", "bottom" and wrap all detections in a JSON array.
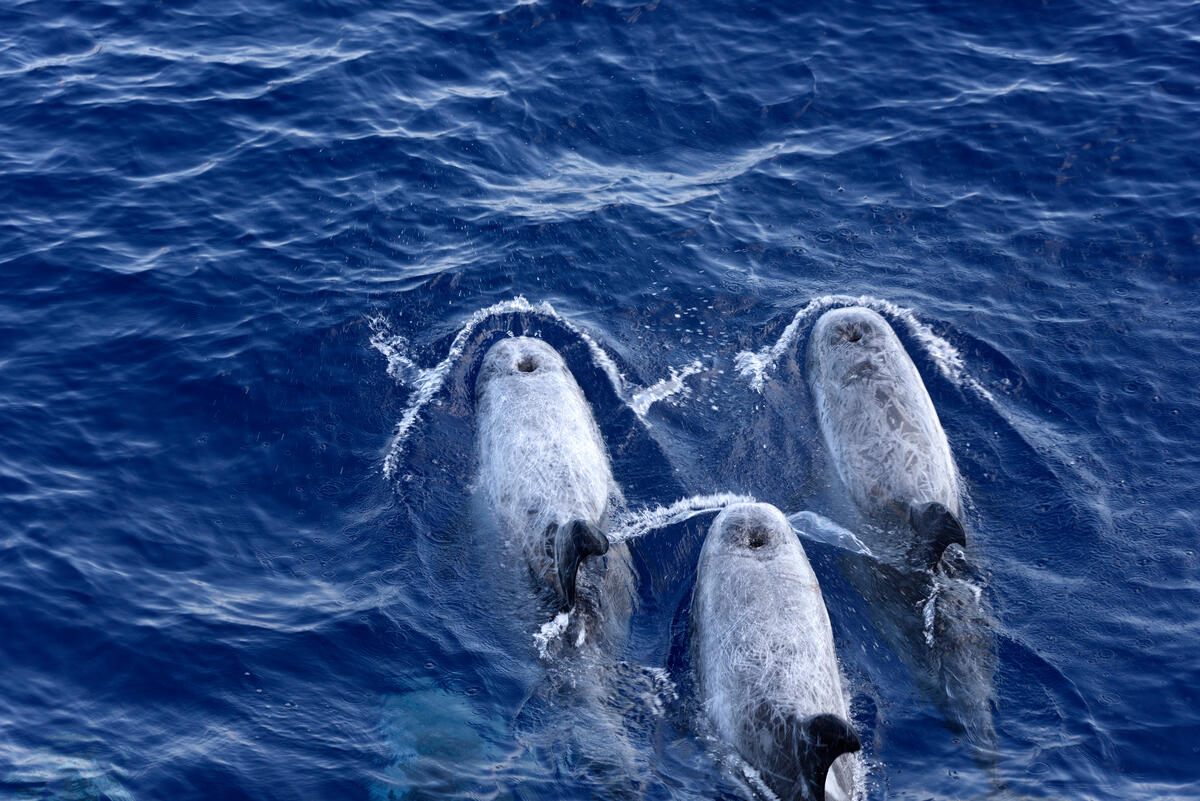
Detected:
[
  {"left": 806, "top": 307, "right": 995, "bottom": 751},
  {"left": 692, "top": 503, "right": 861, "bottom": 801},
  {"left": 474, "top": 336, "right": 634, "bottom": 645},
  {"left": 807, "top": 305, "right": 965, "bottom": 562}
]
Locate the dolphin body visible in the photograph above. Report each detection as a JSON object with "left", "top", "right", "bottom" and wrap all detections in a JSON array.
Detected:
[
  {"left": 691, "top": 503, "right": 861, "bottom": 801},
  {"left": 474, "top": 336, "right": 635, "bottom": 649},
  {"left": 806, "top": 307, "right": 996, "bottom": 750},
  {"left": 807, "top": 306, "right": 964, "bottom": 555}
]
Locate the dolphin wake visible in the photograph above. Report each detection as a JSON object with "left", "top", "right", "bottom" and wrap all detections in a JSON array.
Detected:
[
  {"left": 607, "top": 493, "right": 756, "bottom": 545},
  {"left": 733, "top": 294, "right": 994, "bottom": 405},
  {"left": 609, "top": 495, "right": 877, "bottom": 556},
  {"left": 370, "top": 297, "right": 702, "bottom": 479}
]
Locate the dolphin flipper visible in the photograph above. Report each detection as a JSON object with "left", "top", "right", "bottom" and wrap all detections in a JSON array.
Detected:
[
  {"left": 755, "top": 707, "right": 861, "bottom": 801},
  {"left": 551, "top": 519, "right": 609, "bottom": 611},
  {"left": 907, "top": 501, "right": 966, "bottom": 570}
]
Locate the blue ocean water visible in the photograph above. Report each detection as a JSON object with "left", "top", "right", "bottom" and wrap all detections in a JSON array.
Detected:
[{"left": 2, "top": 0, "right": 1197, "bottom": 798}]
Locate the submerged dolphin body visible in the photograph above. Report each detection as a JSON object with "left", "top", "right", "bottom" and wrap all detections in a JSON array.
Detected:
[
  {"left": 474, "top": 336, "right": 635, "bottom": 647},
  {"left": 692, "top": 503, "right": 861, "bottom": 801},
  {"left": 806, "top": 307, "right": 996, "bottom": 750}
]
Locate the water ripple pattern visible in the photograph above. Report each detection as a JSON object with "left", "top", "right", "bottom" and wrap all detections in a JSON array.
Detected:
[{"left": 1, "top": 0, "right": 1197, "bottom": 799}]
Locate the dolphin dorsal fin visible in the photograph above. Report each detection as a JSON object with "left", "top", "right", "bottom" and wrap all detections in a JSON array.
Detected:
[
  {"left": 907, "top": 501, "right": 966, "bottom": 570},
  {"left": 752, "top": 706, "right": 861, "bottom": 801},
  {"left": 794, "top": 714, "right": 862, "bottom": 801},
  {"left": 551, "top": 519, "right": 609, "bottom": 611}
]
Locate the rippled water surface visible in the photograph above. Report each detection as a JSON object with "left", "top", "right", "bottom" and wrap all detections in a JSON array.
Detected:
[{"left": 2, "top": 0, "right": 1197, "bottom": 798}]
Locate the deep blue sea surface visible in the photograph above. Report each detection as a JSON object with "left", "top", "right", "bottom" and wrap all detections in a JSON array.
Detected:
[{"left": 2, "top": 0, "right": 1198, "bottom": 798}]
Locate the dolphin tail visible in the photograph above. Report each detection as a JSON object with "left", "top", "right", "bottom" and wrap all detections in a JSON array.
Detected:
[
  {"left": 551, "top": 519, "right": 609, "bottom": 611},
  {"left": 906, "top": 501, "right": 966, "bottom": 570}
]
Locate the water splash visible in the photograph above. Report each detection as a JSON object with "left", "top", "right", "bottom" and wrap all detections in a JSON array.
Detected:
[
  {"left": 534, "top": 610, "right": 571, "bottom": 659},
  {"left": 733, "top": 296, "right": 830, "bottom": 393},
  {"left": 372, "top": 298, "right": 608, "bottom": 479},
  {"left": 786, "top": 511, "right": 875, "bottom": 558},
  {"left": 734, "top": 294, "right": 995, "bottom": 404},
  {"left": 607, "top": 493, "right": 757, "bottom": 545},
  {"left": 630, "top": 665, "right": 677, "bottom": 717},
  {"left": 372, "top": 297, "right": 708, "bottom": 479},
  {"left": 368, "top": 315, "right": 421, "bottom": 384},
  {"left": 629, "top": 359, "right": 703, "bottom": 417},
  {"left": 739, "top": 761, "right": 781, "bottom": 801},
  {"left": 605, "top": 494, "right": 878, "bottom": 559},
  {"left": 922, "top": 579, "right": 940, "bottom": 648}
]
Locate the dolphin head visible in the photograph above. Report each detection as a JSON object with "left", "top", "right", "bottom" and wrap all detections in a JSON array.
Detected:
[
  {"left": 706, "top": 502, "right": 793, "bottom": 561},
  {"left": 812, "top": 306, "right": 890, "bottom": 349},
  {"left": 476, "top": 336, "right": 569, "bottom": 400},
  {"left": 807, "top": 306, "right": 896, "bottom": 386}
]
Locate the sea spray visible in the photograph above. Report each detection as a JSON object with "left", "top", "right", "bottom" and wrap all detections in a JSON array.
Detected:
[
  {"left": 786, "top": 511, "right": 875, "bottom": 558},
  {"left": 606, "top": 494, "right": 877, "bottom": 556},
  {"left": 606, "top": 493, "right": 757, "bottom": 545},
  {"left": 371, "top": 297, "right": 703, "bottom": 479},
  {"left": 534, "top": 611, "right": 571, "bottom": 659},
  {"left": 629, "top": 360, "right": 704, "bottom": 417},
  {"left": 734, "top": 294, "right": 995, "bottom": 405}
]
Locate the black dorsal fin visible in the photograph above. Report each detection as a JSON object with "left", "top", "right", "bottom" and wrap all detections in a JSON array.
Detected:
[
  {"left": 551, "top": 519, "right": 609, "bottom": 611},
  {"left": 907, "top": 501, "right": 966, "bottom": 570},
  {"left": 752, "top": 705, "right": 861, "bottom": 801},
  {"left": 794, "top": 714, "right": 861, "bottom": 801}
]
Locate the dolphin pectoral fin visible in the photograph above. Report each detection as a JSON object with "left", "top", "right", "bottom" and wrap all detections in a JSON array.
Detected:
[
  {"left": 907, "top": 501, "right": 966, "bottom": 570},
  {"left": 552, "top": 519, "right": 609, "bottom": 611}
]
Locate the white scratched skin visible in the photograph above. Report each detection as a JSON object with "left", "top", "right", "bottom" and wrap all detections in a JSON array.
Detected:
[
  {"left": 474, "top": 336, "right": 633, "bottom": 646},
  {"left": 807, "top": 307, "right": 961, "bottom": 522},
  {"left": 692, "top": 504, "right": 859, "bottom": 801}
]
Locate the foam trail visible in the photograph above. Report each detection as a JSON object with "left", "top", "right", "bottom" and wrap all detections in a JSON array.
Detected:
[
  {"left": 606, "top": 495, "right": 879, "bottom": 557},
  {"left": 629, "top": 360, "right": 703, "bottom": 417},
  {"left": 733, "top": 297, "right": 831, "bottom": 392},
  {"left": 374, "top": 297, "right": 643, "bottom": 479},
  {"left": 607, "top": 493, "right": 757, "bottom": 544},
  {"left": 922, "top": 581, "right": 940, "bottom": 648},
  {"left": 739, "top": 762, "right": 781, "bottom": 801},
  {"left": 787, "top": 511, "right": 875, "bottom": 557},
  {"left": 534, "top": 610, "right": 570, "bottom": 659},
  {"left": 368, "top": 315, "right": 421, "bottom": 383},
  {"left": 734, "top": 294, "right": 995, "bottom": 404}
]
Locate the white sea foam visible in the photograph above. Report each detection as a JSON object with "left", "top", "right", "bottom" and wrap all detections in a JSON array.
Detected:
[
  {"left": 638, "top": 665, "right": 677, "bottom": 717},
  {"left": 368, "top": 315, "right": 421, "bottom": 383},
  {"left": 373, "top": 299, "right": 549, "bottom": 477},
  {"left": 534, "top": 610, "right": 570, "bottom": 659},
  {"left": 629, "top": 359, "right": 703, "bottom": 417},
  {"left": 922, "top": 580, "right": 940, "bottom": 648},
  {"left": 733, "top": 296, "right": 831, "bottom": 393},
  {"left": 605, "top": 495, "right": 878, "bottom": 562},
  {"left": 739, "top": 761, "right": 781, "bottom": 801},
  {"left": 734, "top": 294, "right": 995, "bottom": 405},
  {"left": 607, "top": 493, "right": 757, "bottom": 545}
]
